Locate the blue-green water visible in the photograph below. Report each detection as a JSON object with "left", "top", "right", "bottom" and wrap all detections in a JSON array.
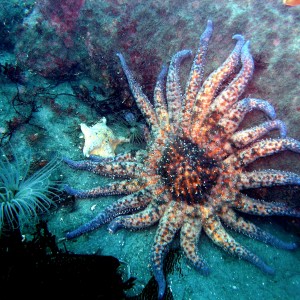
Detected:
[{"left": 0, "top": 1, "right": 299, "bottom": 299}]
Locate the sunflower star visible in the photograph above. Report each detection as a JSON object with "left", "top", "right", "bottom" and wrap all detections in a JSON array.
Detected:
[{"left": 64, "top": 20, "right": 300, "bottom": 299}]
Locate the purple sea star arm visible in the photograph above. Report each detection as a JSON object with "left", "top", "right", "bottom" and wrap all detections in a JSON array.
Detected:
[
  {"left": 88, "top": 151, "right": 144, "bottom": 162},
  {"left": 236, "top": 170, "right": 300, "bottom": 189},
  {"left": 180, "top": 215, "right": 209, "bottom": 273},
  {"left": 233, "top": 193, "right": 300, "bottom": 218},
  {"left": 63, "top": 157, "right": 144, "bottom": 178},
  {"left": 63, "top": 157, "right": 98, "bottom": 169},
  {"left": 231, "top": 120, "right": 287, "bottom": 148},
  {"left": 154, "top": 65, "right": 169, "bottom": 129},
  {"left": 201, "top": 206, "right": 274, "bottom": 275},
  {"left": 233, "top": 138, "right": 300, "bottom": 166},
  {"left": 107, "top": 187, "right": 171, "bottom": 232},
  {"left": 183, "top": 20, "right": 213, "bottom": 112},
  {"left": 218, "top": 98, "right": 277, "bottom": 135},
  {"left": 151, "top": 201, "right": 185, "bottom": 300},
  {"left": 66, "top": 189, "right": 152, "bottom": 239},
  {"left": 64, "top": 178, "right": 145, "bottom": 199},
  {"left": 108, "top": 201, "right": 166, "bottom": 233},
  {"left": 189, "top": 34, "right": 245, "bottom": 139},
  {"left": 220, "top": 208, "right": 297, "bottom": 250},
  {"left": 166, "top": 49, "right": 192, "bottom": 132},
  {"left": 117, "top": 53, "right": 158, "bottom": 130},
  {"left": 209, "top": 41, "right": 254, "bottom": 115}
]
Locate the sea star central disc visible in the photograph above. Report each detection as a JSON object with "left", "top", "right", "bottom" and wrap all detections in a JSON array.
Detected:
[{"left": 158, "top": 136, "right": 219, "bottom": 204}]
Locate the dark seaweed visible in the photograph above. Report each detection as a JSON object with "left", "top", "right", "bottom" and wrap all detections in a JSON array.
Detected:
[{"left": 0, "top": 220, "right": 134, "bottom": 300}]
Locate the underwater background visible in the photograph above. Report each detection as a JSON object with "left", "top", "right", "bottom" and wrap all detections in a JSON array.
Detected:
[{"left": 0, "top": 0, "right": 299, "bottom": 299}]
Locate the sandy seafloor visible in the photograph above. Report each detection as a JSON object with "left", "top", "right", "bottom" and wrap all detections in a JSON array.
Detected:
[{"left": 0, "top": 0, "right": 300, "bottom": 299}]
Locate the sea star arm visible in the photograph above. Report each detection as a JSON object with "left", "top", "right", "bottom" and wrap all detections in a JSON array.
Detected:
[
  {"left": 204, "top": 99, "right": 280, "bottom": 156},
  {"left": 64, "top": 178, "right": 146, "bottom": 199},
  {"left": 145, "top": 131, "right": 170, "bottom": 173},
  {"left": 63, "top": 157, "right": 144, "bottom": 178},
  {"left": 66, "top": 190, "right": 153, "bottom": 239},
  {"left": 182, "top": 19, "right": 213, "bottom": 129},
  {"left": 63, "top": 157, "right": 102, "bottom": 169},
  {"left": 107, "top": 195, "right": 169, "bottom": 233},
  {"left": 88, "top": 150, "right": 146, "bottom": 162},
  {"left": 117, "top": 53, "right": 159, "bottom": 130},
  {"left": 207, "top": 119, "right": 286, "bottom": 158},
  {"left": 190, "top": 34, "right": 245, "bottom": 140},
  {"left": 220, "top": 207, "right": 297, "bottom": 249},
  {"left": 208, "top": 41, "right": 254, "bottom": 118},
  {"left": 180, "top": 215, "right": 209, "bottom": 273},
  {"left": 230, "top": 120, "right": 287, "bottom": 148},
  {"left": 154, "top": 65, "right": 169, "bottom": 129},
  {"left": 232, "top": 193, "right": 300, "bottom": 218},
  {"left": 236, "top": 170, "right": 300, "bottom": 189},
  {"left": 226, "top": 138, "right": 300, "bottom": 167},
  {"left": 218, "top": 98, "right": 277, "bottom": 135},
  {"left": 90, "top": 161, "right": 145, "bottom": 178},
  {"left": 166, "top": 49, "right": 192, "bottom": 132},
  {"left": 151, "top": 201, "right": 185, "bottom": 299},
  {"left": 201, "top": 205, "right": 274, "bottom": 274}
]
